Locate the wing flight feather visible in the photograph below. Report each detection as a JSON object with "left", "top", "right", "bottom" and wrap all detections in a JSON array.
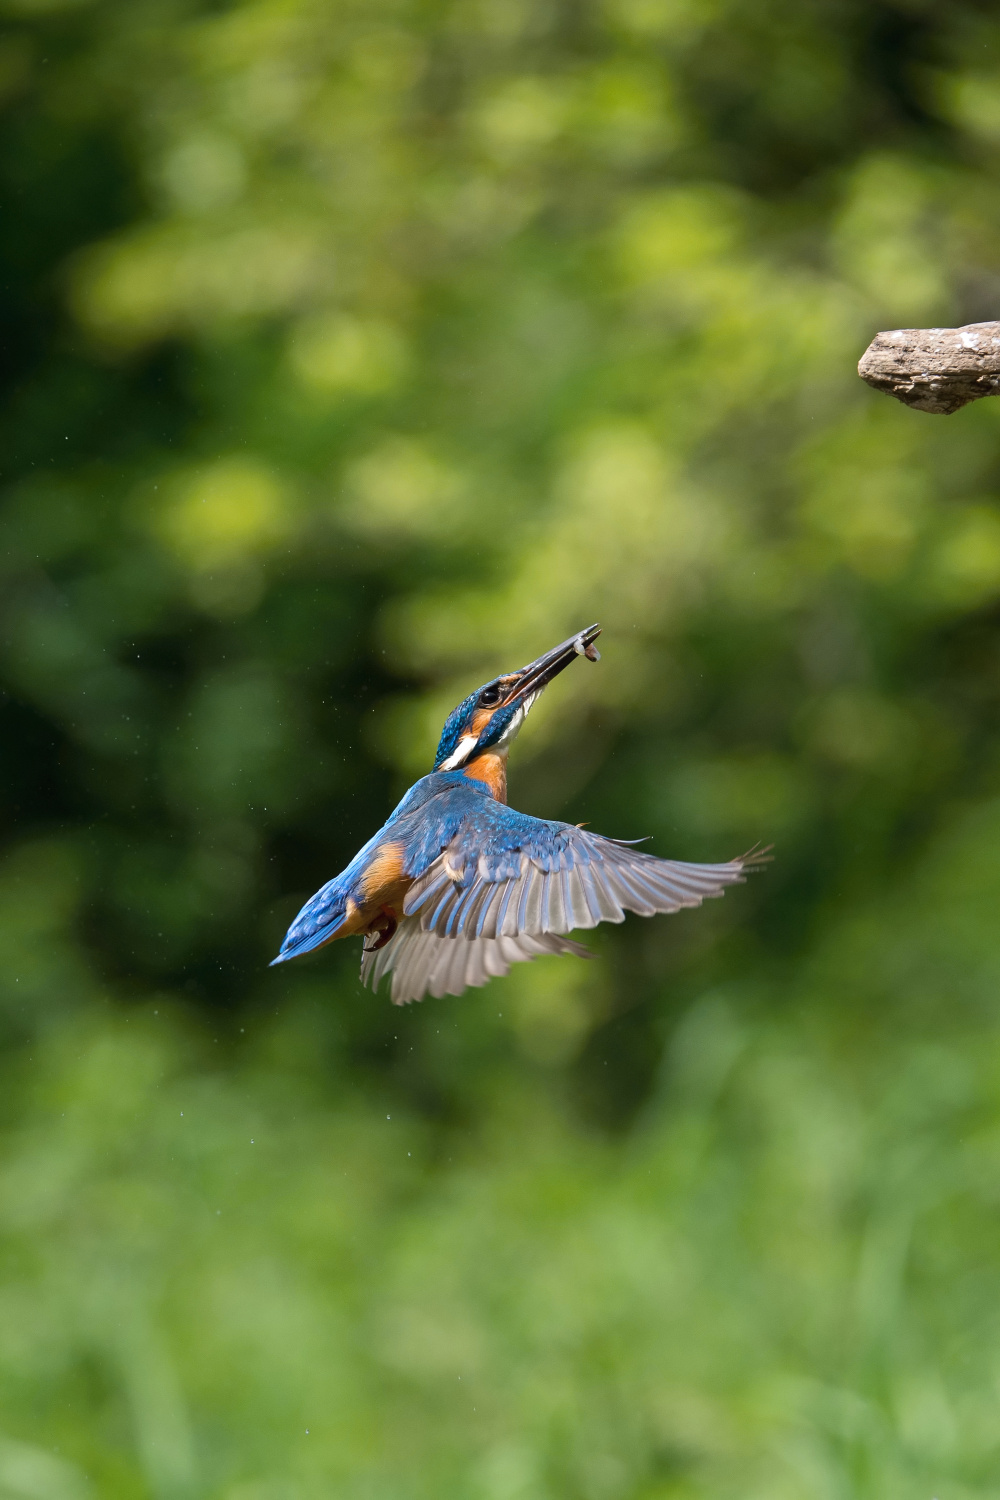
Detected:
[{"left": 360, "top": 917, "right": 591, "bottom": 1006}]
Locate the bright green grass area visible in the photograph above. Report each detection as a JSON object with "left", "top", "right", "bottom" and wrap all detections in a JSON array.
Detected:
[{"left": 4, "top": 800, "right": 1000, "bottom": 1499}]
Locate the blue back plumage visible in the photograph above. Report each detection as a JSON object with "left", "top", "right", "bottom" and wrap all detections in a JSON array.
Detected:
[
  {"left": 272, "top": 772, "right": 574, "bottom": 963},
  {"left": 394, "top": 775, "right": 571, "bottom": 880}
]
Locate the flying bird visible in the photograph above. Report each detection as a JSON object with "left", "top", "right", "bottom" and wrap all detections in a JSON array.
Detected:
[{"left": 272, "top": 625, "right": 765, "bottom": 1004}]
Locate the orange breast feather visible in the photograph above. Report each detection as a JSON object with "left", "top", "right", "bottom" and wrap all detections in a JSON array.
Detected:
[{"left": 359, "top": 841, "right": 410, "bottom": 914}]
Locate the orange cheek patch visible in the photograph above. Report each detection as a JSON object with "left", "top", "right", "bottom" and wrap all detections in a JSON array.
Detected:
[{"left": 470, "top": 707, "right": 496, "bottom": 737}]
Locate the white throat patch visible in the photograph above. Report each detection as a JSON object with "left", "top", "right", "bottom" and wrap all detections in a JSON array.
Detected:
[{"left": 496, "top": 691, "right": 537, "bottom": 749}]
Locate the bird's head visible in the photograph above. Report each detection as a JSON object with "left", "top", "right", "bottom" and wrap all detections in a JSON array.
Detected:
[{"left": 433, "top": 624, "right": 601, "bottom": 781}]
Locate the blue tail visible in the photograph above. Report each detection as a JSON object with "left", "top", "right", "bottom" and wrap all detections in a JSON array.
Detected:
[{"left": 271, "top": 878, "right": 350, "bottom": 964}]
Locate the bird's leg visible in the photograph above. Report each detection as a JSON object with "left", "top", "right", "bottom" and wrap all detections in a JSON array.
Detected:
[{"left": 363, "top": 909, "right": 398, "bottom": 952}]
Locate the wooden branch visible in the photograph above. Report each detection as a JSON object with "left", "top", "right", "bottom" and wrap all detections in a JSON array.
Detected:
[{"left": 858, "top": 321, "right": 1000, "bottom": 415}]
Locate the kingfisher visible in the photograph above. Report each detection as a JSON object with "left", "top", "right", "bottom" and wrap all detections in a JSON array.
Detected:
[{"left": 272, "top": 625, "right": 765, "bottom": 1004}]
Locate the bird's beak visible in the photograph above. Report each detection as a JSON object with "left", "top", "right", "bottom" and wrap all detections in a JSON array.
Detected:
[{"left": 500, "top": 623, "right": 601, "bottom": 708}]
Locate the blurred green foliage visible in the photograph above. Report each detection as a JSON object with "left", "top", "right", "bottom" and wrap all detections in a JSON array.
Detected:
[{"left": 4, "top": 0, "right": 1000, "bottom": 1494}]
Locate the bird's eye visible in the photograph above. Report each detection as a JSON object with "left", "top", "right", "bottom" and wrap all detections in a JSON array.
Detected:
[{"left": 479, "top": 685, "right": 502, "bottom": 707}]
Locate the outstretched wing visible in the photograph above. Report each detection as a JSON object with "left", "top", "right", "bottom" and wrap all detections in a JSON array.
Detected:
[
  {"left": 360, "top": 916, "right": 590, "bottom": 1006},
  {"left": 403, "top": 806, "right": 764, "bottom": 941}
]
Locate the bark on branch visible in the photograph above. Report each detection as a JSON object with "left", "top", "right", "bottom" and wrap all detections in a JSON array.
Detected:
[{"left": 858, "top": 321, "right": 1000, "bottom": 415}]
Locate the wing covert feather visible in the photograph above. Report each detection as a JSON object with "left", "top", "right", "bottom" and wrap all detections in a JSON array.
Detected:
[{"left": 403, "top": 819, "right": 762, "bottom": 939}]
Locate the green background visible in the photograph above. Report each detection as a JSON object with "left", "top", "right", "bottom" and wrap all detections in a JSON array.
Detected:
[{"left": 3, "top": 1, "right": 1000, "bottom": 1495}]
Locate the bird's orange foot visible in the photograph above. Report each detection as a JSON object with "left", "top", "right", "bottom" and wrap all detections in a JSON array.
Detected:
[{"left": 364, "top": 910, "right": 398, "bottom": 952}]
